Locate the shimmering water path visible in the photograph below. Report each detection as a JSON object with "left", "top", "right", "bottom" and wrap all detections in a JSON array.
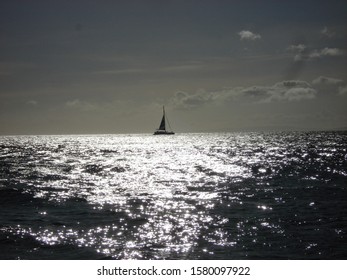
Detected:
[{"left": 0, "top": 132, "right": 346, "bottom": 259}]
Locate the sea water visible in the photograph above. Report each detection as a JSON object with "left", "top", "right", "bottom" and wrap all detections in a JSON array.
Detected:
[{"left": 0, "top": 132, "right": 346, "bottom": 259}]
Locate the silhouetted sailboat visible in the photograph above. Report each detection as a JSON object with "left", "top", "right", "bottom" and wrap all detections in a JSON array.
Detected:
[{"left": 154, "top": 106, "right": 175, "bottom": 135}]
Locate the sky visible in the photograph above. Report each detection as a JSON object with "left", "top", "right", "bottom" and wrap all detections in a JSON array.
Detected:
[{"left": 0, "top": 0, "right": 347, "bottom": 134}]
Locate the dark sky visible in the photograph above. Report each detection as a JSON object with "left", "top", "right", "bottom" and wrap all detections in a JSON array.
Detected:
[{"left": 1, "top": 0, "right": 347, "bottom": 134}]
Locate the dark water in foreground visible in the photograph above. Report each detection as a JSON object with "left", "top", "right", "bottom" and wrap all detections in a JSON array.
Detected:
[{"left": 0, "top": 132, "right": 346, "bottom": 259}]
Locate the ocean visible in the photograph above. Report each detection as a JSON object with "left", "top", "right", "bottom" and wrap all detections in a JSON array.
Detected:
[{"left": 0, "top": 132, "right": 346, "bottom": 260}]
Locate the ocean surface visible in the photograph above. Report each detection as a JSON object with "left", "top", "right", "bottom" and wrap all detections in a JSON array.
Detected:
[{"left": 0, "top": 132, "right": 346, "bottom": 260}]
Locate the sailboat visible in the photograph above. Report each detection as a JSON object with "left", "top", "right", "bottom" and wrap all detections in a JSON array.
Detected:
[{"left": 154, "top": 106, "right": 175, "bottom": 135}]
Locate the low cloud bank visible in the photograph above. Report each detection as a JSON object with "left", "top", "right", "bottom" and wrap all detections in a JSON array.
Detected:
[{"left": 172, "top": 80, "right": 318, "bottom": 109}]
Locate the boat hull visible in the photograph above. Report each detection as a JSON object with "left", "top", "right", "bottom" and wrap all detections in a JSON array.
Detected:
[{"left": 153, "top": 130, "right": 175, "bottom": 135}]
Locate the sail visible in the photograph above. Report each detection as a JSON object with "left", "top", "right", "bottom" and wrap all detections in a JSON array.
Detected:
[
  {"left": 154, "top": 106, "right": 174, "bottom": 135},
  {"left": 158, "top": 115, "right": 166, "bottom": 131}
]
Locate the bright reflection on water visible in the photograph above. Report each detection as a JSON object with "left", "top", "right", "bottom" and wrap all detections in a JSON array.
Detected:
[{"left": 0, "top": 132, "right": 346, "bottom": 259}]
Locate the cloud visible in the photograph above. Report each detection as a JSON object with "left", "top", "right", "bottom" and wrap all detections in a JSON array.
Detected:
[
  {"left": 287, "top": 44, "right": 309, "bottom": 62},
  {"left": 287, "top": 44, "right": 307, "bottom": 53},
  {"left": 220, "top": 81, "right": 317, "bottom": 103},
  {"left": 238, "top": 30, "right": 261, "bottom": 41},
  {"left": 27, "top": 100, "right": 38, "bottom": 106},
  {"left": 287, "top": 44, "right": 307, "bottom": 61},
  {"left": 171, "top": 90, "right": 213, "bottom": 109},
  {"left": 274, "top": 87, "right": 315, "bottom": 102},
  {"left": 338, "top": 86, "right": 347, "bottom": 96},
  {"left": 256, "top": 81, "right": 316, "bottom": 102},
  {"left": 171, "top": 80, "right": 316, "bottom": 109},
  {"left": 312, "top": 76, "right": 344, "bottom": 86},
  {"left": 321, "top": 26, "right": 335, "bottom": 38},
  {"left": 288, "top": 44, "right": 344, "bottom": 61},
  {"left": 65, "top": 99, "right": 97, "bottom": 111},
  {"left": 311, "top": 76, "right": 347, "bottom": 97},
  {"left": 309, "top": 47, "right": 344, "bottom": 59}
]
